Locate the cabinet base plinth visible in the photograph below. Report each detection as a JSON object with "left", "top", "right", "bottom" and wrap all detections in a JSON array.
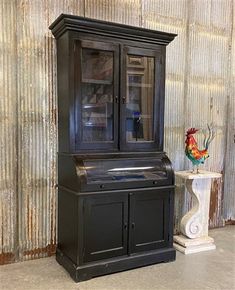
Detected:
[
  {"left": 173, "top": 235, "right": 216, "bottom": 254},
  {"left": 56, "top": 247, "right": 176, "bottom": 282}
]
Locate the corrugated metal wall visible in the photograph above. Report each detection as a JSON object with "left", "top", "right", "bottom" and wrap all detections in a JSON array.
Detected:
[
  {"left": 0, "top": 0, "right": 17, "bottom": 265},
  {"left": 186, "top": 0, "right": 233, "bottom": 229},
  {"left": 224, "top": 2, "right": 235, "bottom": 222},
  {"left": 0, "top": 0, "right": 234, "bottom": 264}
]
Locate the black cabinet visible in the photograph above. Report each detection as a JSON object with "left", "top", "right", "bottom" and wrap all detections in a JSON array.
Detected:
[
  {"left": 74, "top": 39, "right": 164, "bottom": 152},
  {"left": 120, "top": 46, "right": 164, "bottom": 151},
  {"left": 129, "top": 189, "right": 172, "bottom": 253},
  {"left": 50, "top": 14, "right": 177, "bottom": 282},
  {"left": 83, "top": 188, "right": 172, "bottom": 264},
  {"left": 83, "top": 193, "right": 128, "bottom": 262},
  {"left": 56, "top": 185, "right": 175, "bottom": 282},
  {"left": 74, "top": 39, "right": 119, "bottom": 151},
  {"left": 50, "top": 15, "right": 176, "bottom": 153}
]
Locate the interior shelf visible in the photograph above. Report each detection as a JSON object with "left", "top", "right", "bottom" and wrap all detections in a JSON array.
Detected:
[
  {"left": 82, "top": 79, "right": 113, "bottom": 85},
  {"left": 83, "top": 104, "right": 108, "bottom": 108},
  {"left": 128, "top": 83, "right": 152, "bottom": 88}
]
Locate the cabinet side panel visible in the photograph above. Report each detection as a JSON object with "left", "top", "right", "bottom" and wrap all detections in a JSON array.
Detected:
[
  {"left": 57, "top": 34, "right": 70, "bottom": 152},
  {"left": 58, "top": 155, "right": 80, "bottom": 191},
  {"left": 57, "top": 189, "right": 78, "bottom": 264},
  {"left": 168, "top": 188, "right": 174, "bottom": 246}
]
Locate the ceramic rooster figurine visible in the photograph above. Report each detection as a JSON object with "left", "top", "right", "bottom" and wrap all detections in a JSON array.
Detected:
[{"left": 185, "top": 124, "right": 215, "bottom": 173}]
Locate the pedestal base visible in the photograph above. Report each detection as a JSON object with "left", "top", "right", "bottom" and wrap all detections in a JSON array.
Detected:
[{"left": 173, "top": 235, "right": 216, "bottom": 254}]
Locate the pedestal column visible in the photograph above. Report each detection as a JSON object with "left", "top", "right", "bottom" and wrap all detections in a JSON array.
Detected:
[{"left": 174, "top": 170, "right": 222, "bottom": 254}]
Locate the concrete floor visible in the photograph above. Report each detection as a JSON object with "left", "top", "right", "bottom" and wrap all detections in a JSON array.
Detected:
[{"left": 0, "top": 226, "right": 234, "bottom": 290}]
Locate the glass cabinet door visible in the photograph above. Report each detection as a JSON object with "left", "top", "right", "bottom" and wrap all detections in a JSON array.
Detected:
[
  {"left": 75, "top": 40, "right": 119, "bottom": 150},
  {"left": 120, "top": 46, "right": 164, "bottom": 151}
]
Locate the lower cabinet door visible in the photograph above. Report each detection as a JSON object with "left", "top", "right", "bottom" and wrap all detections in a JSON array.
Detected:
[
  {"left": 129, "top": 189, "right": 171, "bottom": 253},
  {"left": 83, "top": 193, "right": 128, "bottom": 263}
]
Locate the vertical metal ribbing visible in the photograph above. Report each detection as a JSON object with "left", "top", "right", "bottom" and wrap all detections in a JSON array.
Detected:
[
  {"left": 0, "top": 0, "right": 234, "bottom": 265},
  {"left": 84, "top": 0, "right": 141, "bottom": 26},
  {"left": 0, "top": 0, "right": 17, "bottom": 264},
  {"left": 223, "top": 0, "right": 235, "bottom": 222}
]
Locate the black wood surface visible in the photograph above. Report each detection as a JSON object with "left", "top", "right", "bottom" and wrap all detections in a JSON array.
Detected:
[
  {"left": 74, "top": 39, "right": 119, "bottom": 151},
  {"left": 83, "top": 193, "right": 128, "bottom": 262},
  {"left": 57, "top": 189, "right": 78, "bottom": 264},
  {"left": 129, "top": 189, "right": 171, "bottom": 253},
  {"left": 120, "top": 45, "right": 164, "bottom": 151},
  {"left": 58, "top": 153, "right": 174, "bottom": 193},
  {"left": 56, "top": 246, "right": 176, "bottom": 282},
  {"left": 50, "top": 15, "right": 175, "bottom": 153},
  {"left": 49, "top": 14, "right": 177, "bottom": 45},
  {"left": 51, "top": 15, "right": 176, "bottom": 283}
]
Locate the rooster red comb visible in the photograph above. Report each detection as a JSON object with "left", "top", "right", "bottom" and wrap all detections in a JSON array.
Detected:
[{"left": 186, "top": 128, "right": 199, "bottom": 135}]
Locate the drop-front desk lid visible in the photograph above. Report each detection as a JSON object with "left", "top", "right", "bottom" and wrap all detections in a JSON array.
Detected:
[{"left": 74, "top": 156, "right": 174, "bottom": 192}]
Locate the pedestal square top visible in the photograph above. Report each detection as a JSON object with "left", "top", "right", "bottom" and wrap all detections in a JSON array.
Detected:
[{"left": 175, "top": 170, "right": 222, "bottom": 180}]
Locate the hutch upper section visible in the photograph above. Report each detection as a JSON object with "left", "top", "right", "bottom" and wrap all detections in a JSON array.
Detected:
[{"left": 49, "top": 14, "right": 176, "bottom": 153}]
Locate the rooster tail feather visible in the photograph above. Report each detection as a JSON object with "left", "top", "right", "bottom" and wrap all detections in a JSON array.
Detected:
[
  {"left": 205, "top": 124, "right": 216, "bottom": 149},
  {"left": 202, "top": 129, "right": 207, "bottom": 148},
  {"left": 205, "top": 124, "right": 212, "bottom": 149}
]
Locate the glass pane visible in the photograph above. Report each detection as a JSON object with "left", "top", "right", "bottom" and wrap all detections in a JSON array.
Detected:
[
  {"left": 126, "top": 55, "right": 154, "bottom": 142},
  {"left": 82, "top": 158, "right": 167, "bottom": 184},
  {"left": 81, "top": 48, "right": 114, "bottom": 142}
]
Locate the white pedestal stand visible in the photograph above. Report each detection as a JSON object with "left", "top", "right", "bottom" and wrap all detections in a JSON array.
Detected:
[{"left": 173, "top": 170, "right": 222, "bottom": 254}]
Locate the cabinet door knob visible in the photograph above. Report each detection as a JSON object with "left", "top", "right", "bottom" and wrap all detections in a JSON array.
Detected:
[
  {"left": 115, "top": 95, "right": 119, "bottom": 103},
  {"left": 122, "top": 96, "right": 126, "bottom": 104},
  {"left": 124, "top": 223, "right": 128, "bottom": 230},
  {"left": 131, "top": 222, "right": 135, "bottom": 229}
]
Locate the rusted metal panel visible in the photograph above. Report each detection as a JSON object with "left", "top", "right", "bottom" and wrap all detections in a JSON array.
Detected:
[
  {"left": 224, "top": 95, "right": 235, "bottom": 221},
  {"left": 16, "top": 0, "right": 84, "bottom": 262},
  {"left": 0, "top": 252, "right": 15, "bottom": 266},
  {"left": 143, "top": 0, "right": 233, "bottom": 231},
  {"left": 0, "top": 0, "right": 234, "bottom": 265},
  {"left": 142, "top": 0, "right": 188, "bottom": 25},
  {"left": 223, "top": 0, "right": 235, "bottom": 222},
  {"left": 209, "top": 178, "right": 224, "bottom": 228},
  {"left": 0, "top": 0, "right": 17, "bottom": 264},
  {"left": 186, "top": 0, "right": 232, "bottom": 228},
  {"left": 84, "top": 0, "right": 142, "bottom": 26}
]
